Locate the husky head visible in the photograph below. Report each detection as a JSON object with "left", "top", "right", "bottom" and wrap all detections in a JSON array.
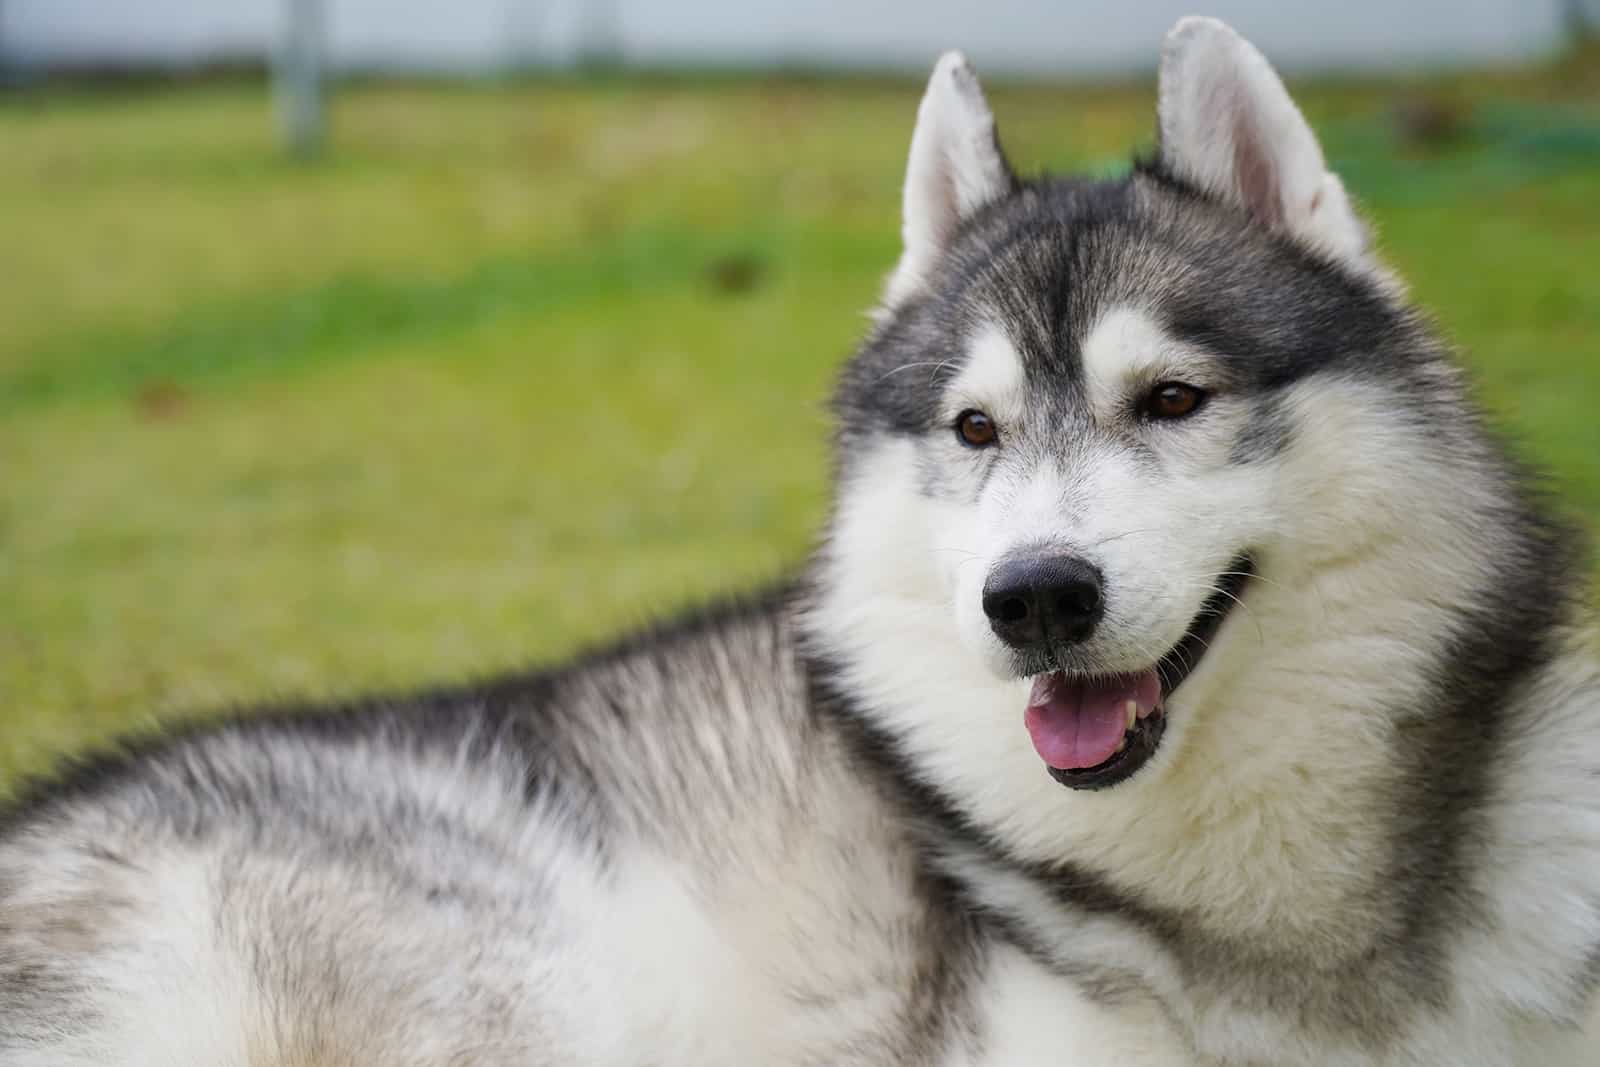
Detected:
[{"left": 805, "top": 18, "right": 1553, "bottom": 883}]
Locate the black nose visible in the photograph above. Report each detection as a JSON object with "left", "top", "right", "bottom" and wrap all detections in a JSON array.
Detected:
[{"left": 982, "top": 554, "right": 1105, "bottom": 651}]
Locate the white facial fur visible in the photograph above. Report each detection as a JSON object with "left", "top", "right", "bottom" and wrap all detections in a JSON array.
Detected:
[
  {"left": 946, "top": 311, "right": 1276, "bottom": 683},
  {"left": 808, "top": 299, "right": 1507, "bottom": 934}
]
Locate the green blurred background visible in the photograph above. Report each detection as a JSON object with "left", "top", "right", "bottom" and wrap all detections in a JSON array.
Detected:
[{"left": 2, "top": 50, "right": 1598, "bottom": 789}]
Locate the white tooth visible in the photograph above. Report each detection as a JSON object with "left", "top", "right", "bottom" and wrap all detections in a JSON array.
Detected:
[
  {"left": 1125, "top": 700, "right": 1138, "bottom": 731},
  {"left": 1115, "top": 737, "right": 1128, "bottom": 754}
]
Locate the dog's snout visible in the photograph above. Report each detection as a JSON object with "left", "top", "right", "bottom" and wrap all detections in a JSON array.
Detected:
[{"left": 982, "top": 555, "right": 1104, "bottom": 651}]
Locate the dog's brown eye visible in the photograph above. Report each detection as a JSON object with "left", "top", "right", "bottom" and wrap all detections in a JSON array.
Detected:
[
  {"left": 1141, "top": 382, "right": 1206, "bottom": 420},
  {"left": 955, "top": 410, "right": 998, "bottom": 448}
]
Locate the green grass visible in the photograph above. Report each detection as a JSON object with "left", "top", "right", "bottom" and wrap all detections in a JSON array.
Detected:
[{"left": 2, "top": 66, "right": 1598, "bottom": 789}]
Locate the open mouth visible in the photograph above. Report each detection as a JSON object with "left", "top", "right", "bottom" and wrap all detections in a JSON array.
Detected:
[{"left": 1024, "top": 555, "right": 1254, "bottom": 790}]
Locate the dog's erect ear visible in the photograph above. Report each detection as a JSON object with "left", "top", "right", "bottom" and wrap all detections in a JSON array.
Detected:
[
  {"left": 881, "top": 52, "right": 1014, "bottom": 314},
  {"left": 1157, "top": 17, "right": 1368, "bottom": 265}
]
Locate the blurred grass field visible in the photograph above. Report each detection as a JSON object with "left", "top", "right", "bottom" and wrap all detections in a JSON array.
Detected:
[{"left": 2, "top": 59, "right": 1598, "bottom": 789}]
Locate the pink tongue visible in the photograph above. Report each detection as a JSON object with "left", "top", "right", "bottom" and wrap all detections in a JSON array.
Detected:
[{"left": 1024, "top": 669, "right": 1161, "bottom": 770}]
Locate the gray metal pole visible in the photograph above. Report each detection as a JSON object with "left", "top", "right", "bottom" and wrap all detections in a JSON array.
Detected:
[
  {"left": 276, "top": 0, "right": 326, "bottom": 158},
  {"left": 1567, "top": 0, "right": 1596, "bottom": 42},
  {"left": 578, "top": 0, "right": 620, "bottom": 67}
]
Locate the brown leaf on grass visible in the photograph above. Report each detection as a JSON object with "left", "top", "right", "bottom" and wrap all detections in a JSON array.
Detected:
[
  {"left": 704, "top": 252, "right": 766, "bottom": 296},
  {"left": 134, "top": 380, "right": 188, "bottom": 421}
]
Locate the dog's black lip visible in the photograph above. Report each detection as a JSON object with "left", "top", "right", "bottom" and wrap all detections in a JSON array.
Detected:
[
  {"left": 1046, "top": 553, "right": 1254, "bottom": 791},
  {"left": 1153, "top": 553, "right": 1255, "bottom": 700}
]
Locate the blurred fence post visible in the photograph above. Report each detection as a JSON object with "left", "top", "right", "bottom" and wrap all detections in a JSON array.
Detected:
[
  {"left": 577, "top": 0, "right": 621, "bottom": 68},
  {"left": 1567, "top": 0, "right": 1597, "bottom": 42},
  {"left": 276, "top": 0, "right": 326, "bottom": 158}
]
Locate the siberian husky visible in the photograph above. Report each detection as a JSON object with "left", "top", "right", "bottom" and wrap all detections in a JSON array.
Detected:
[{"left": 4, "top": 16, "right": 1598, "bottom": 1067}]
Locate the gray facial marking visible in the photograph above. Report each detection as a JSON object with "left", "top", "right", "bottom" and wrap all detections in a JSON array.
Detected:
[{"left": 1229, "top": 393, "right": 1294, "bottom": 464}]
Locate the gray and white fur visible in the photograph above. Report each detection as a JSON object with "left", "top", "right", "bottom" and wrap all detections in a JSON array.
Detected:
[{"left": 3, "top": 17, "right": 1598, "bottom": 1066}]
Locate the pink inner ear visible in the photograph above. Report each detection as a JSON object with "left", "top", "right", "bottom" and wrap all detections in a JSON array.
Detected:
[
  {"left": 1230, "top": 104, "right": 1283, "bottom": 228},
  {"left": 929, "top": 147, "right": 962, "bottom": 248}
]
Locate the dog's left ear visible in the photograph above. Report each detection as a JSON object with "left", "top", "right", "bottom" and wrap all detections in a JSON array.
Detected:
[
  {"left": 1158, "top": 17, "right": 1369, "bottom": 266},
  {"left": 881, "top": 52, "right": 1015, "bottom": 314}
]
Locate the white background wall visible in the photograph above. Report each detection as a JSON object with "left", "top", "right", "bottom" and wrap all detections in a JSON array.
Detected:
[{"left": 0, "top": 0, "right": 1582, "bottom": 75}]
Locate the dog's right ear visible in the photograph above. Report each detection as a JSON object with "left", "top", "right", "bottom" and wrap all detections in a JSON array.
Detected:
[{"left": 880, "top": 52, "right": 1014, "bottom": 315}]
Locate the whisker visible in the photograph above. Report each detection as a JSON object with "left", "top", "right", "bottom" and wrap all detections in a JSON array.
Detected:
[
  {"left": 1174, "top": 580, "right": 1265, "bottom": 649},
  {"left": 1086, "top": 527, "right": 1166, "bottom": 550},
  {"left": 875, "top": 359, "right": 958, "bottom": 384}
]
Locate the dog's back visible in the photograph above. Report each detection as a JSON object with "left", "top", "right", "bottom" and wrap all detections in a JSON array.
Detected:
[{"left": 0, "top": 599, "right": 1002, "bottom": 1066}]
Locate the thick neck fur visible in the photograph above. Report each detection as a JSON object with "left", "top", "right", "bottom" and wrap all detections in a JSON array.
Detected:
[{"left": 798, "top": 362, "right": 1599, "bottom": 1059}]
